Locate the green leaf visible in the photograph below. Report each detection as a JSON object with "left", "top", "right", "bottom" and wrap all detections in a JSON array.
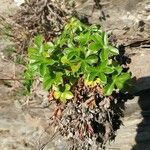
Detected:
[
  {"left": 100, "top": 48, "right": 108, "bottom": 62},
  {"left": 43, "top": 76, "right": 52, "bottom": 90},
  {"left": 104, "top": 81, "right": 115, "bottom": 96},
  {"left": 28, "top": 47, "right": 37, "bottom": 54},
  {"left": 104, "top": 66, "right": 114, "bottom": 74},
  {"left": 99, "top": 60, "right": 108, "bottom": 70},
  {"left": 89, "top": 25, "right": 99, "bottom": 32},
  {"left": 108, "top": 46, "right": 119, "bottom": 55},
  {"left": 74, "top": 33, "right": 90, "bottom": 45},
  {"left": 44, "top": 42, "right": 54, "bottom": 52},
  {"left": 65, "top": 48, "right": 79, "bottom": 60},
  {"left": 28, "top": 47, "right": 39, "bottom": 59},
  {"left": 118, "top": 73, "right": 131, "bottom": 81},
  {"left": 60, "top": 91, "right": 73, "bottom": 103},
  {"left": 67, "top": 39, "right": 74, "bottom": 48},
  {"left": 61, "top": 56, "right": 69, "bottom": 64},
  {"left": 91, "top": 33, "right": 103, "bottom": 47},
  {"left": 64, "top": 91, "right": 73, "bottom": 99},
  {"left": 65, "top": 84, "right": 71, "bottom": 91},
  {"left": 115, "top": 73, "right": 131, "bottom": 90},
  {"left": 71, "top": 63, "right": 81, "bottom": 73},
  {"left": 89, "top": 42, "right": 100, "bottom": 51},
  {"left": 54, "top": 72, "right": 63, "bottom": 85},
  {"left": 56, "top": 37, "right": 67, "bottom": 48},
  {"left": 34, "top": 35, "right": 43, "bottom": 48},
  {"left": 30, "top": 60, "right": 41, "bottom": 67},
  {"left": 34, "top": 35, "right": 44, "bottom": 53},
  {"left": 86, "top": 55, "right": 98, "bottom": 65},
  {"left": 88, "top": 72, "right": 97, "bottom": 81},
  {"left": 54, "top": 91, "right": 61, "bottom": 99},
  {"left": 102, "top": 32, "right": 108, "bottom": 46},
  {"left": 99, "top": 73, "right": 107, "bottom": 84},
  {"left": 39, "top": 64, "right": 47, "bottom": 76},
  {"left": 85, "top": 49, "right": 96, "bottom": 58},
  {"left": 81, "top": 61, "right": 90, "bottom": 73},
  {"left": 115, "top": 65, "right": 123, "bottom": 75}
]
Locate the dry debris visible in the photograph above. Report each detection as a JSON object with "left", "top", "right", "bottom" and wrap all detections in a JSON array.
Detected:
[
  {"left": 10, "top": 0, "right": 75, "bottom": 52},
  {"left": 48, "top": 78, "right": 131, "bottom": 149}
]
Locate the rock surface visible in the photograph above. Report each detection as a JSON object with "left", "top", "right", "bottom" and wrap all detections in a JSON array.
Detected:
[{"left": 0, "top": 0, "right": 150, "bottom": 150}]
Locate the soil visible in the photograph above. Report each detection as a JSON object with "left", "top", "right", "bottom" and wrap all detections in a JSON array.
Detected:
[{"left": 0, "top": 0, "right": 150, "bottom": 150}]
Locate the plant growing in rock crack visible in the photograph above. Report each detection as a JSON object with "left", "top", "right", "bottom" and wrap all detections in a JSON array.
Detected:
[{"left": 24, "top": 18, "right": 132, "bottom": 149}]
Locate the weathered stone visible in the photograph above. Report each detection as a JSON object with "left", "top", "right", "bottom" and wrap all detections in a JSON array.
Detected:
[
  {"left": 127, "top": 48, "right": 150, "bottom": 93},
  {"left": 0, "top": 0, "right": 150, "bottom": 150},
  {"left": 145, "top": 4, "right": 150, "bottom": 12}
]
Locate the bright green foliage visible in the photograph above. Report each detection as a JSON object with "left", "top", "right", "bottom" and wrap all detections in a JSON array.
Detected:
[
  {"left": 53, "top": 84, "right": 73, "bottom": 103},
  {"left": 24, "top": 18, "right": 131, "bottom": 102}
]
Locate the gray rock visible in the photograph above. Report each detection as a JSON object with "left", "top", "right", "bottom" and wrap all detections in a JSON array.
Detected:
[
  {"left": 145, "top": 5, "right": 150, "bottom": 12},
  {"left": 127, "top": 48, "right": 150, "bottom": 93},
  {"left": 0, "top": 0, "right": 150, "bottom": 150}
]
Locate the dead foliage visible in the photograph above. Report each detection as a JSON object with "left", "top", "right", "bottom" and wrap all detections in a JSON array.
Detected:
[
  {"left": 48, "top": 78, "right": 132, "bottom": 149},
  {"left": 9, "top": 0, "right": 75, "bottom": 52}
]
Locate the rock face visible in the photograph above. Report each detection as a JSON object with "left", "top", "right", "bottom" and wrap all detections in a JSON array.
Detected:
[{"left": 0, "top": 0, "right": 150, "bottom": 150}]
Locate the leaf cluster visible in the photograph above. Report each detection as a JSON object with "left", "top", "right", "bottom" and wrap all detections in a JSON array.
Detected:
[{"left": 24, "top": 18, "right": 131, "bottom": 102}]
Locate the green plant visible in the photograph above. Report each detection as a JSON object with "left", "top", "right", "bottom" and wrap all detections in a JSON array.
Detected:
[{"left": 24, "top": 18, "right": 131, "bottom": 102}]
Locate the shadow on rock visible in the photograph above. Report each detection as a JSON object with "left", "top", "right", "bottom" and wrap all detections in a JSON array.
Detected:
[{"left": 132, "top": 80, "right": 150, "bottom": 150}]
